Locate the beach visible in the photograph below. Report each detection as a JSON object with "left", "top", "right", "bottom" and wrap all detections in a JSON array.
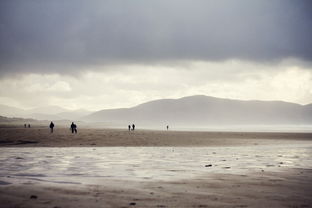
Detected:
[
  {"left": 1, "top": 0, "right": 311, "bottom": 207},
  {"left": 1, "top": 127, "right": 312, "bottom": 147},
  {"left": 0, "top": 128, "right": 312, "bottom": 208}
]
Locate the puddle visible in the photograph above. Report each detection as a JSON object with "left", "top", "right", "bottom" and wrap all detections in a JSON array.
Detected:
[{"left": 0, "top": 144, "right": 311, "bottom": 185}]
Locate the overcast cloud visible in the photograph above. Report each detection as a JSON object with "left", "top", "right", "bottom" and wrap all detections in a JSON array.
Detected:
[
  {"left": 0, "top": 0, "right": 312, "bottom": 75},
  {"left": 0, "top": 1, "right": 312, "bottom": 110}
]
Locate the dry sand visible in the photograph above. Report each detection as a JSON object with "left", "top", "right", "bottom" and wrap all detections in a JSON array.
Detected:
[
  {"left": 0, "top": 127, "right": 312, "bottom": 208},
  {"left": 0, "top": 127, "right": 311, "bottom": 147}
]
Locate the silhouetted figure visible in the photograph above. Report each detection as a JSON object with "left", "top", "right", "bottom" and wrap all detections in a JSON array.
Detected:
[
  {"left": 24, "top": 124, "right": 26, "bottom": 128},
  {"left": 49, "top": 122, "right": 54, "bottom": 133},
  {"left": 166, "top": 125, "right": 169, "bottom": 130},
  {"left": 28, "top": 124, "right": 31, "bottom": 128},
  {"left": 74, "top": 123, "right": 77, "bottom": 134},
  {"left": 128, "top": 125, "right": 131, "bottom": 131},
  {"left": 70, "top": 122, "right": 75, "bottom": 133},
  {"left": 132, "top": 124, "right": 135, "bottom": 131}
]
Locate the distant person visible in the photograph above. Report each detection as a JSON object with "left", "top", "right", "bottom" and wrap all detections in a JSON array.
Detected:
[
  {"left": 70, "top": 122, "right": 75, "bottom": 133},
  {"left": 28, "top": 124, "right": 31, "bottom": 128},
  {"left": 166, "top": 125, "right": 169, "bottom": 130},
  {"left": 49, "top": 121, "right": 54, "bottom": 133},
  {"left": 74, "top": 123, "right": 77, "bottom": 134},
  {"left": 132, "top": 124, "right": 135, "bottom": 131},
  {"left": 128, "top": 125, "right": 131, "bottom": 131},
  {"left": 24, "top": 124, "right": 26, "bottom": 128}
]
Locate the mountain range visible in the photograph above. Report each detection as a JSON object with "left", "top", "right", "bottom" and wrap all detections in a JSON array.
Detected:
[
  {"left": 0, "top": 104, "right": 91, "bottom": 121},
  {"left": 83, "top": 95, "right": 312, "bottom": 127},
  {"left": 1, "top": 95, "right": 312, "bottom": 127}
]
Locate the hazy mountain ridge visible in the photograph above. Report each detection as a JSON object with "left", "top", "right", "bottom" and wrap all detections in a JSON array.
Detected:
[
  {"left": 84, "top": 95, "right": 312, "bottom": 126},
  {"left": 0, "top": 104, "right": 91, "bottom": 121},
  {"left": 0, "top": 116, "right": 88, "bottom": 128},
  {"left": 1, "top": 95, "right": 312, "bottom": 127},
  {"left": 0, "top": 116, "right": 37, "bottom": 123}
]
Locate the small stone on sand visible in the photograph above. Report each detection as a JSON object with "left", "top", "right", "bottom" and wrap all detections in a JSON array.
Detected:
[{"left": 30, "top": 195, "right": 37, "bottom": 199}]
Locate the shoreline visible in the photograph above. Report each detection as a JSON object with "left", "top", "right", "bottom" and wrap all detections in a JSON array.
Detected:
[{"left": 1, "top": 127, "right": 312, "bottom": 147}]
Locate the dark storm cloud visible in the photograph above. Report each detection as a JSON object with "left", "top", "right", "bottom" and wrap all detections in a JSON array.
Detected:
[{"left": 0, "top": 0, "right": 312, "bottom": 75}]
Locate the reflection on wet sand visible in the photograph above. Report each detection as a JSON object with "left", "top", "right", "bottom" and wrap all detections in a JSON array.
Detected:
[
  {"left": 0, "top": 144, "right": 312, "bottom": 207},
  {"left": 0, "top": 145, "right": 311, "bottom": 184}
]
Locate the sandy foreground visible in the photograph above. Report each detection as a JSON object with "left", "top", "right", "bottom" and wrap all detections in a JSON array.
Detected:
[{"left": 0, "top": 128, "right": 312, "bottom": 208}]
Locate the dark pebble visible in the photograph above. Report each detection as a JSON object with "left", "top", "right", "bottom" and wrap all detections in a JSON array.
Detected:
[
  {"left": 205, "top": 164, "right": 212, "bottom": 167},
  {"left": 30, "top": 195, "right": 37, "bottom": 199},
  {"left": 129, "top": 202, "right": 136, "bottom": 206}
]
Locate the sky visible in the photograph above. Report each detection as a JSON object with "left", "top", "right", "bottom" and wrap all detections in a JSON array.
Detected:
[{"left": 0, "top": 0, "right": 312, "bottom": 111}]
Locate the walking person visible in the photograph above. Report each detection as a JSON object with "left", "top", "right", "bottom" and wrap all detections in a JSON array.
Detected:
[
  {"left": 70, "top": 122, "right": 75, "bottom": 134},
  {"left": 132, "top": 124, "right": 135, "bottom": 131},
  {"left": 49, "top": 121, "right": 54, "bottom": 133},
  {"left": 128, "top": 125, "right": 131, "bottom": 131},
  {"left": 74, "top": 123, "right": 77, "bottom": 134}
]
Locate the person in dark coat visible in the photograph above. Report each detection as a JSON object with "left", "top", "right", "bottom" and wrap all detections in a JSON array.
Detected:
[
  {"left": 74, "top": 123, "right": 77, "bottom": 134},
  {"left": 49, "top": 121, "right": 55, "bottom": 133},
  {"left": 70, "top": 122, "right": 75, "bottom": 133}
]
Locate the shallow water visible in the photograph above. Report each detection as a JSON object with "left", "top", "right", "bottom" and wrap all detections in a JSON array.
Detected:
[{"left": 0, "top": 144, "right": 312, "bottom": 185}]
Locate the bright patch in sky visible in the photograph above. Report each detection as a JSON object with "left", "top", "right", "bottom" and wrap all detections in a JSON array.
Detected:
[{"left": 0, "top": 60, "right": 311, "bottom": 110}]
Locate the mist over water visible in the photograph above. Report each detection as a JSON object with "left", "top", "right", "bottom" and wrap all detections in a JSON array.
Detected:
[{"left": 155, "top": 125, "right": 312, "bottom": 133}]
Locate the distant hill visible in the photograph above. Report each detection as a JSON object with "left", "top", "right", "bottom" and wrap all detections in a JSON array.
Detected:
[
  {"left": 0, "top": 116, "right": 37, "bottom": 123},
  {"left": 0, "top": 116, "right": 86, "bottom": 128},
  {"left": 83, "top": 95, "right": 312, "bottom": 127},
  {"left": 0, "top": 104, "right": 91, "bottom": 121},
  {"left": 2, "top": 96, "right": 312, "bottom": 128}
]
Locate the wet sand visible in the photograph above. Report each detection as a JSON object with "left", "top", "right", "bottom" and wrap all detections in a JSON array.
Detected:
[
  {"left": 0, "top": 128, "right": 312, "bottom": 208},
  {"left": 1, "top": 169, "right": 312, "bottom": 208}
]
